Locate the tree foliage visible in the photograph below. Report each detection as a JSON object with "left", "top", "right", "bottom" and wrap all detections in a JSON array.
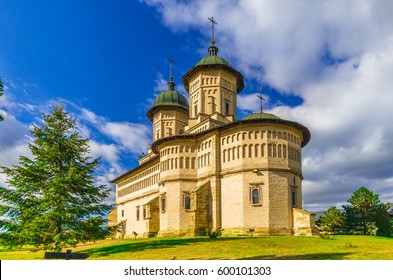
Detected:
[
  {"left": 318, "top": 187, "right": 392, "bottom": 237},
  {"left": 317, "top": 206, "right": 345, "bottom": 234},
  {"left": 0, "top": 105, "right": 112, "bottom": 251},
  {"left": 343, "top": 187, "right": 391, "bottom": 236}
]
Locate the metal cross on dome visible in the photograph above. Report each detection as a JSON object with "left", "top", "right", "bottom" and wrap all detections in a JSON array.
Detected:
[
  {"left": 257, "top": 94, "right": 266, "bottom": 113},
  {"left": 208, "top": 16, "right": 217, "bottom": 45}
]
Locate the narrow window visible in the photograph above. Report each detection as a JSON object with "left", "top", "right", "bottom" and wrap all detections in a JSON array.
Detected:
[
  {"left": 292, "top": 191, "right": 297, "bottom": 207},
  {"left": 225, "top": 102, "right": 230, "bottom": 115},
  {"left": 121, "top": 210, "right": 124, "bottom": 217},
  {"left": 185, "top": 196, "right": 191, "bottom": 210},
  {"left": 183, "top": 192, "right": 191, "bottom": 210},
  {"left": 136, "top": 206, "right": 140, "bottom": 221},
  {"left": 252, "top": 189, "right": 259, "bottom": 205},
  {"left": 161, "top": 196, "right": 166, "bottom": 213}
]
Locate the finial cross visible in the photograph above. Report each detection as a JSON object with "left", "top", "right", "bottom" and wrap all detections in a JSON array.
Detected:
[
  {"left": 257, "top": 94, "right": 266, "bottom": 113},
  {"left": 167, "top": 57, "right": 174, "bottom": 77},
  {"left": 166, "top": 57, "right": 175, "bottom": 90},
  {"left": 208, "top": 16, "right": 217, "bottom": 45}
]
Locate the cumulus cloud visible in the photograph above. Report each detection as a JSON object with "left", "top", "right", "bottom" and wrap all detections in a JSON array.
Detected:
[
  {"left": 0, "top": 91, "right": 152, "bottom": 206},
  {"left": 141, "top": 0, "right": 393, "bottom": 211},
  {"left": 237, "top": 93, "right": 269, "bottom": 113}
]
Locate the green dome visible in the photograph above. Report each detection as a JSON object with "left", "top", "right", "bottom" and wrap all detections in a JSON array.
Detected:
[
  {"left": 153, "top": 90, "right": 189, "bottom": 110},
  {"left": 196, "top": 55, "right": 232, "bottom": 67},
  {"left": 242, "top": 112, "right": 280, "bottom": 120}
]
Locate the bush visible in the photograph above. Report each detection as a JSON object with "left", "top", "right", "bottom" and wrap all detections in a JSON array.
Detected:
[{"left": 207, "top": 228, "right": 222, "bottom": 238}]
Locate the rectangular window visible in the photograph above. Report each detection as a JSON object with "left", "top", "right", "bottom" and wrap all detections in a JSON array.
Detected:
[
  {"left": 121, "top": 210, "right": 124, "bottom": 217},
  {"left": 136, "top": 206, "right": 140, "bottom": 221},
  {"left": 225, "top": 101, "right": 230, "bottom": 115},
  {"left": 292, "top": 191, "right": 297, "bottom": 207}
]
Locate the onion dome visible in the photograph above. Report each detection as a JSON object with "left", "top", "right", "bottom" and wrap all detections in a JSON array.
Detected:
[
  {"left": 146, "top": 70, "right": 189, "bottom": 121},
  {"left": 183, "top": 17, "right": 244, "bottom": 93}
]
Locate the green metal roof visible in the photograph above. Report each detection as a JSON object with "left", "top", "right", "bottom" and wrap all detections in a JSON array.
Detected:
[
  {"left": 196, "top": 55, "right": 232, "bottom": 67},
  {"left": 153, "top": 90, "right": 189, "bottom": 110},
  {"left": 242, "top": 112, "right": 281, "bottom": 120}
]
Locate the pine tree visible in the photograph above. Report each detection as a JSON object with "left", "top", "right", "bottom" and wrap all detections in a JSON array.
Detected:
[
  {"left": 0, "top": 105, "right": 112, "bottom": 251},
  {"left": 343, "top": 187, "right": 392, "bottom": 236},
  {"left": 317, "top": 206, "right": 345, "bottom": 234}
]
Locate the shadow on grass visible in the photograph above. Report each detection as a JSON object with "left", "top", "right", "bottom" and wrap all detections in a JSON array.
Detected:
[
  {"left": 80, "top": 237, "right": 240, "bottom": 258},
  {"left": 240, "top": 252, "right": 353, "bottom": 260}
]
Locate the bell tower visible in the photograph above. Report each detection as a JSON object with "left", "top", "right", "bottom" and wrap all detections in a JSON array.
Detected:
[
  {"left": 146, "top": 59, "right": 189, "bottom": 141},
  {"left": 183, "top": 17, "right": 244, "bottom": 127}
]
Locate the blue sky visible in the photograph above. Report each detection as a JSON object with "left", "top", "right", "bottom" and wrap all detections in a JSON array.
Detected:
[{"left": 1, "top": 0, "right": 393, "bottom": 211}]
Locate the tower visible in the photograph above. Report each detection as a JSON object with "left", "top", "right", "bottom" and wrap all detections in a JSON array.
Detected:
[
  {"left": 146, "top": 61, "right": 189, "bottom": 141},
  {"left": 182, "top": 17, "right": 244, "bottom": 133}
]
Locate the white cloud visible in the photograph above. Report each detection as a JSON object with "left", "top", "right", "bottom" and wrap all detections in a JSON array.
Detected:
[
  {"left": 141, "top": 0, "right": 393, "bottom": 211},
  {"left": 0, "top": 92, "right": 152, "bottom": 207},
  {"left": 237, "top": 93, "right": 269, "bottom": 113}
]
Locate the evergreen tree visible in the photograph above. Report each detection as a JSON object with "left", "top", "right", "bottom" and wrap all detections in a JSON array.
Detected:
[
  {"left": 317, "top": 206, "right": 345, "bottom": 234},
  {"left": 343, "top": 187, "right": 392, "bottom": 236},
  {"left": 0, "top": 105, "right": 112, "bottom": 251}
]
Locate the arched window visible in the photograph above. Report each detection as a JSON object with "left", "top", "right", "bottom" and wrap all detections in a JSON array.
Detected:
[
  {"left": 242, "top": 145, "right": 247, "bottom": 158},
  {"left": 268, "top": 144, "right": 272, "bottom": 157},
  {"left": 249, "top": 144, "right": 253, "bottom": 158},
  {"left": 184, "top": 193, "right": 191, "bottom": 210},
  {"left": 232, "top": 147, "right": 236, "bottom": 160},
  {"left": 291, "top": 190, "right": 297, "bottom": 207},
  {"left": 161, "top": 196, "right": 166, "bottom": 213},
  {"left": 283, "top": 145, "right": 287, "bottom": 158},
  {"left": 273, "top": 144, "right": 277, "bottom": 157},
  {"left": 278, "top": 144, "right": 282, "bottom": 157},
  {"left": 223, "top": 149, "right": 226, "bottom": 163},
  {"left": 255, "top": 144, "right": 259, "bottom": 157},
  {"left": 261, "top": 143, "right": 265, "bottom": 157},
  {"left": 252, "top": 189, "right": 259, "bottom": 205}
]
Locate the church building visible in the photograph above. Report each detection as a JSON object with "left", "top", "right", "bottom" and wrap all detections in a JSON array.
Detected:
[{"left": 108, "top": 19, "right": 318, "bottom": 237}]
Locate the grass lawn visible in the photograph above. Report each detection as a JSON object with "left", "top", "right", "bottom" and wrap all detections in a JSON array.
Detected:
[{"left": 1, "top": 235, "right": 392, "bottom": 260}]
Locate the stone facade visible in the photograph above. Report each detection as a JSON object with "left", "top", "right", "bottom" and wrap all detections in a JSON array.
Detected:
[{"left": 109, "top": 38, "right": 318, "bottom": 238}]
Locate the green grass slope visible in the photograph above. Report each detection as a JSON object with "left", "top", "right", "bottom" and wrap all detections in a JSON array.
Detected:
[{"left": 1, "top": 235, "right": 392, "bottom": 260}]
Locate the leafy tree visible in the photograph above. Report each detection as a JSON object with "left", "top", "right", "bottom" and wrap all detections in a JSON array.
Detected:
[
  {"left": 0, "top": 77, "right": 3, "bottom": 122},
  {"left": 0, "top": 105, "right": 112, "bottom": 251},
  {"left": 343, "top": 187, "right": 392, "bottom": 236},
  {"left": 317, "top": 206, "right": 346, "bottom": 234}
]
